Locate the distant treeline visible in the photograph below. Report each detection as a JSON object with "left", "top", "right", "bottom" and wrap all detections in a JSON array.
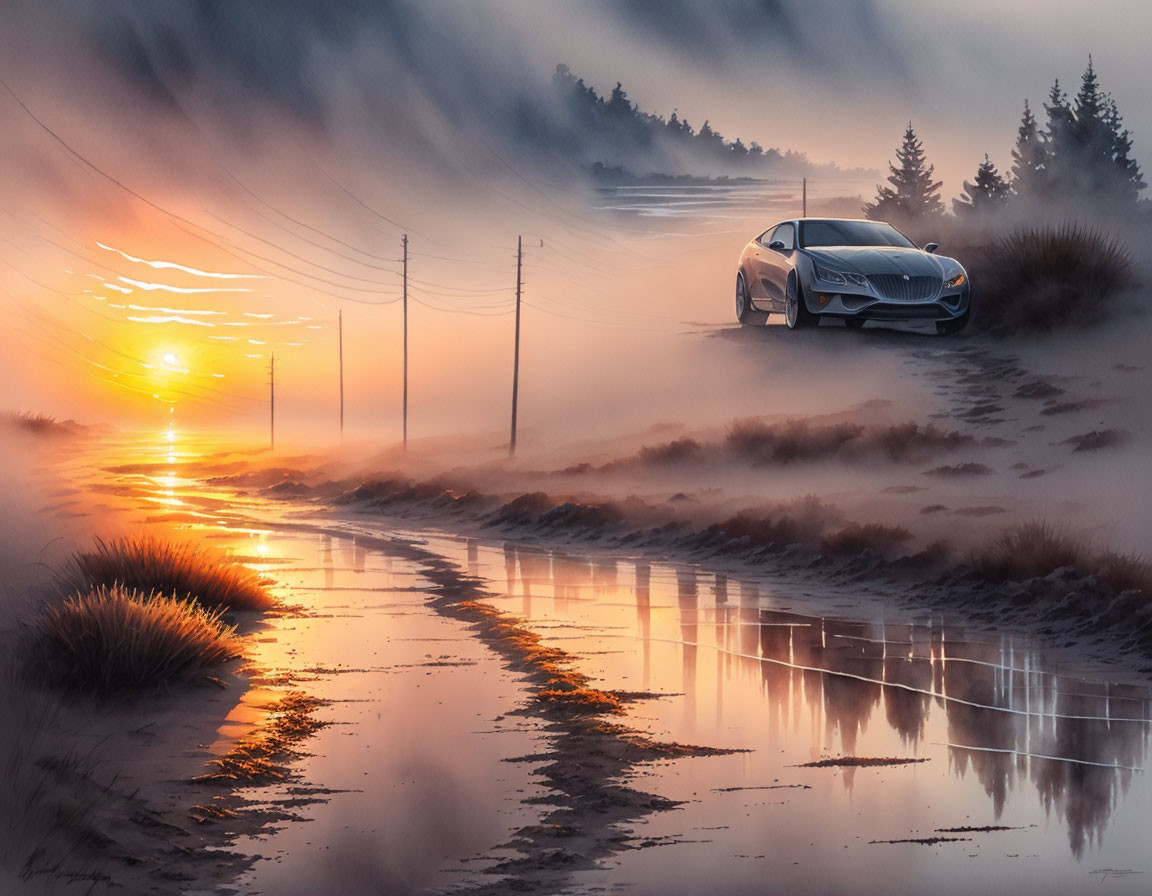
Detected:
[
  {"left": 547, "top": 64, "right": 855, "bottom": 180},
  {"left": 866, "top": 57, "right": 1146, "bottom": 227}
]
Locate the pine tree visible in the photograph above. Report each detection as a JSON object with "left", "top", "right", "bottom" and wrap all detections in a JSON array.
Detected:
[
  {"left": 1042, "top": 60, "right": 1145, "bottom": 203},
  {"left": 607, "top": 82, "right": 631, "bottom": 117},
  {"left": 863, "top": 123, "right": 944, "bottom": 224},
  {"left": 1010, "top": 99, "right": 1047, "bottom": 198},
  {"left": 1042, "top": 79, "right": 1076, "bottom": 192},
  {"left": 953, "top": 155, "right": 1010, "bottom": 217},
  {"left": 1105, "top": 98, "right": 1146, "bottom": 201}
]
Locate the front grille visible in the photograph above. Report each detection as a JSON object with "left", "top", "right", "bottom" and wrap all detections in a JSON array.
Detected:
[{"left": 865, "top": 274, "right": 939, "bottom": 301}]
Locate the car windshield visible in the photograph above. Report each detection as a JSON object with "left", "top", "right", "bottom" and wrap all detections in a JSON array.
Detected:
[{"left": 799, "top": 220, "right": 917, "bottom": 249}]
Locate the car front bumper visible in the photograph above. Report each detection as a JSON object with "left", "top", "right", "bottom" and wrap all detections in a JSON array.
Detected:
[{"left": 808, "top": 285, "right": 970, "bottom": 321}]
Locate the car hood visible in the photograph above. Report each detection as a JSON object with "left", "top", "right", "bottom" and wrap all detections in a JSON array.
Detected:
[{"left": 803, "top": 246, "right": 952, "bottom": 278}]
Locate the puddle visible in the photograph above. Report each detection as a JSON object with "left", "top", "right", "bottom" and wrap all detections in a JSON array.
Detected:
[
  {"left": 420, "top": 536, "right": 1152, "bottom": 895},
  {"left": 58, "top": 431, "right": 1152, "bottom": 893}
]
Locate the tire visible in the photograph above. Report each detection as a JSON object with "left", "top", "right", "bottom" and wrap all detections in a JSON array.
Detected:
[
  {"left": 845, "top": 318, "right": 866, "bottom": 330},
  {"left": 736, "top": 273, "right": 766, "bottom": 326},
  {"left": 936, "top": 307, "right": 970, "bottom": 336},
  {"left": 785, "top": 274, "right": 816, "bottom": 330}
]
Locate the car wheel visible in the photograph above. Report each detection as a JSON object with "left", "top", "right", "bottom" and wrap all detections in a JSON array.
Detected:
[
  {"left": 936, "top": 307, "right": 970, "bottom": 336},
  {"left": 845, "top": 318, "right": 866, "bottom": 330},
  {"left": 785, "top": 275, "right": 815, "bottom": 330},
  {"left": 736, "top": 273, "right": 765, "bottom": 326}
]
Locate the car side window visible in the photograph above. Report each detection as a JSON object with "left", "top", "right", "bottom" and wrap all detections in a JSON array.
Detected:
[{"left": 770, "top": 223, "right": 795, "bottom": 251}]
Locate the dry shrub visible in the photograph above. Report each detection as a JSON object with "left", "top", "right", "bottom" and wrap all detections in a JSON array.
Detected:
[
  {"left": 538, "top": 501, "right": 624, "bottom": 529},
  {"left": 715, "top": 497, "right": 835, "bottom": 551},
  {"left": 637, "top": 437, "right": 704, "bottom": 466},
  {"left": 726, "top": 419, "right": 864, "bottom": 464},
  {"left": 725, "top": 418, "right": 969, "bottom": 466},
  {"left": 970, "top": 522, "right": 1085, "bottom": 582},
  {"left": 867, "top": 423, "right": 972, "bottom": 462},
  {"left": 972, "top": 224, "right": 1134, "bottom": 332},
  {"left": 1, "top": 411, "right": 64, "bottom": 435},
  {"left": 716, "top": 514, "right": 819, "bottom": 550},
  {"left": 68, "top": 536, "right": 273, "bottom": 611},
  {"left": 821, "top": 524, "right": 913, "bottom": 557},
  {"left": 1094, "top": 552, "right": 1152, "bottom": 596},
  {"left": 970, "top": 523, "right": 1152, "bottom": 598},
  {"left": 30, "top": 586, "right": 241, "bottom": 694},
  {"left": 494, "top": 491, "right": 553, "bottom": 525}
]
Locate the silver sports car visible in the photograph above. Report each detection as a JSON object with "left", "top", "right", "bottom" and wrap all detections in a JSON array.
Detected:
[{"left": 735, "top": 218, "right": 971, "bottom": 335}]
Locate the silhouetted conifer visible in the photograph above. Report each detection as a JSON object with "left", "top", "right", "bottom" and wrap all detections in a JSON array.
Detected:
[
  {"left": 864, "top": 123, "right": 944, "bottom": 224},
  {"left": 953, "top": 155, "right": 1010, "bottom": 216},
  {"left": 1010, "top": 99, "right": 1047, "bottom": 198},
  {"left": 1041, "top": 59, "right": 1144, "bottom": 202}
]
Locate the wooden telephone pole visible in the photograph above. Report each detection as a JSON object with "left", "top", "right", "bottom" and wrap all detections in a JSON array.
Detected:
[
  {"left": 509, "top": 235, "right": 523, "bottom": 456},
  {"left": 402, "top": 233, "right": 408, "bottom": 452},
  {"left": 802, "top": 177, "right": 807, "bottom": 217},
  {"left": 338, "top": 309, "right": 344, "bottom": 441}
]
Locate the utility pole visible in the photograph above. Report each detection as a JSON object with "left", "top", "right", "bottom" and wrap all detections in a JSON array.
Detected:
[
  {"left": 269, "top": 352, "right": 276, "bottom": 451},
  {"left": 338, "top": 309, "right": 344, "bottom": 441},
  {"left": 802, "top": 177, "right": 807, "bottom": 217},
  {"left": 402, "top": 233, "right": 408, "bottom": 452},
  {"left": 509, "top": 234, "right": 523, "bottom": 456}
]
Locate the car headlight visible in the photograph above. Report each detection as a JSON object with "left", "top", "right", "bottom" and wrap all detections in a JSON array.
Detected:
[
  {"left": 813, "top": 265, "right": 846, "bottom": 286},
  {"left": 944, "top": 272, "right": 966, "bottom": 288},
  {"left": 814, "top": 266, "right": 870, "bottom": 289}
]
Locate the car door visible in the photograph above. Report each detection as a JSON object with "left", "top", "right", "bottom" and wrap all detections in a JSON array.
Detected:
[
  {"left": 757, "top": 222, "right": 795, "bottom": 309},
  {"left": 745, "top": 229, "right": 774, "bottom": 303}
]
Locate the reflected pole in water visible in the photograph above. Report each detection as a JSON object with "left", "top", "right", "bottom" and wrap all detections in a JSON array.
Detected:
[
  {"left": 635, "top": 561, "right": 651, "bottom": 689},
  {"left": 268, "top": 352, "right": 275, "bottom": 451},
  {"left": 678, "top": 569, "right": 699, "bottom": 727}
]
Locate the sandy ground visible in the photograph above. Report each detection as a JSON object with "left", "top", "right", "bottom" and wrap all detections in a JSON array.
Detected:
[{"left": 4, "top": 312, "right": 1152, "bottom": 893}]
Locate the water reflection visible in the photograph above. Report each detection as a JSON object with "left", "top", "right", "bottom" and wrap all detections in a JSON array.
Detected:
[{"left": 497, "top": 545, "right": 1151, "bottom": 859}]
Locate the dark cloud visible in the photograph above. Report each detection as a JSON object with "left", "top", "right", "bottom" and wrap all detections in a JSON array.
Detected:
[{"left": 599, "top": 0, "right": 907, "bottom": 79}]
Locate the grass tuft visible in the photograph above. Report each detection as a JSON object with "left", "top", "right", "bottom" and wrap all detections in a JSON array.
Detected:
[
  {"left": 723, "top": 419, "right": 971, "bottom": 466},
  {"left": 821, "top": 524, "right": 914, "bottom": 558},
  {"left": 1093, "top": 552, "right": 1152, "bottom": 597},
  {"left": 726, "top": 419, "right": 864, "bottom": 464},
  {"left": 972, "top": 224, "right": 1134, "bottom": 332},
  {"left": 2, "top": 411, "right": 63, "bottom": 435},
  {"left": 637, "top": 437, "right": 704, "bottom": 465},
  {"left": 30, "top": 586, "right": 241, "bottom": 694},
  {"left": 67, "top": 536, "right": 274, "bottom": 611},
  {"left": 970, "top": 522, "right": 1084, "bottom": 582},
  {"left": 970, "top": 522, "right": 1152, "bottom": 597}
]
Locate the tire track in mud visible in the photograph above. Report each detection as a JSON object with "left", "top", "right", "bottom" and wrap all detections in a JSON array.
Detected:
[{"left": 899, "top": 339, "right": 1029, "bottom": 428}]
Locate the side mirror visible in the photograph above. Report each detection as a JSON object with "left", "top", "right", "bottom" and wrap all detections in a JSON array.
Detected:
[
  {"left": 768, "top": 240, "right": 787, "bottom": 251},
  {"left": 924, "top": 242, "right": 939, "bottom": 254}
]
